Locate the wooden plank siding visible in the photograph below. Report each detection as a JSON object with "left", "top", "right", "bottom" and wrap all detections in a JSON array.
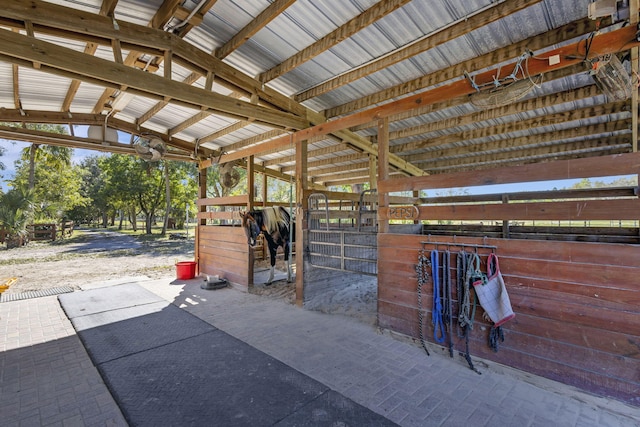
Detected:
[
  {"left": 377, "top": 233, "right": 640, "bottom": 405},
  {"left": 197, "top": 225, "right": 251, "bottom": 290}
]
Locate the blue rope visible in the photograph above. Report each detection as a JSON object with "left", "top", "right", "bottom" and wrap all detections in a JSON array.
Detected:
[{"left": 431, "top": 249, "right": 446, "bottom": 344}]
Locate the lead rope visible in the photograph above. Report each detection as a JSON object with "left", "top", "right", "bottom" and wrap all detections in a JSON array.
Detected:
[
  {"left": 457, "top": 251, "right": 482, "bottom": 375},
  {"left": 487, "top": 253, "right": 505, "bottom": 353},
  {"left": 416, "top": 248, "right": 431, "bottom": 356},
  {"left": 431, "top": 250, "right": 446, "bottom": 344},
  {"left": 442, "top": 250, "right": 453, "bottom": 357},
  {"left": 457, "top": 250, "right": 471, "bottom": 336}
]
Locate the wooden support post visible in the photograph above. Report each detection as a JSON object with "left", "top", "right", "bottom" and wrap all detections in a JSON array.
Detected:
[
  {"left": 413, "top": 190, "right": 420, "bottom": 225},
  {"left": 247, "top": 155, "right": 255, "bottom": 211},
  {"left": 369, "top": 154, "right": 377, "bottom": 190},
  {"left": 247, "top": 155, "right": 255, "bottom": 286},
  {"left": 377, "top": 118, "right": 390, "bottom": 234},
  {"left": 295, "top": 138, "right": 308, "bottom": 307},
  {"left": 195, "top": 166, "right": 207, "bottom": 275},
  {"left": 262, "top": 172, "right": 268, "bottom": 207}
]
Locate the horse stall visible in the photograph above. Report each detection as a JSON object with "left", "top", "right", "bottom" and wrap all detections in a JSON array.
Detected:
[
  {"left": 196, "top": 192, "right": 294, "bottom": 291},
  {"left": 375, "top": 152, "right": 640, "bottom": 406},
  {"left": 300, "top": 190, "right": 421, "bottom": 322},
  {"left": 196, "top": 195, "right": 252, "bottom": 290}
]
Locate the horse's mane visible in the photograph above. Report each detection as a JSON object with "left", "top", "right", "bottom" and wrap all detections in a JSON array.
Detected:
[{"left": 261, "top": 207, "right": 289, "bottom": 235}]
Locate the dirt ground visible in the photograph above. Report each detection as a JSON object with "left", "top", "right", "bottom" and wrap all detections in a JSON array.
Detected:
[
  {"left": 0, "top": 228, "right": 377, "bottom": 324},
  {"left": 0, "top": 228, "right": 195, "bottom": 294}
]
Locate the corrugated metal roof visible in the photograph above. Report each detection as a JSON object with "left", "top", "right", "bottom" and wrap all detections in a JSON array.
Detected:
[{"left": 0, "top": 0, "right": 633, "bottom": 182}]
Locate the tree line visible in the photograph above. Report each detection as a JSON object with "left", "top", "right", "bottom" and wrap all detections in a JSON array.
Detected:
[{"left": 0, "top": 124, "right": 298, "bottom": 248}]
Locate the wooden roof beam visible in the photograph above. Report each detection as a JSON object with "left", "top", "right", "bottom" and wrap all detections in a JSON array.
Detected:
[
  {"left": 261, "top": 143, "right": 354, "bottom": 167},
  {"left": 408, "top": 120, "right": 631, "bottom": 164},
  {"left": 388, "top": 84, "right": 602, "bottom": 143},
  {"left": 296, "top": 0, "right": 543, "bottom": 102},
  {"left": 309, "top": 162, "right": 370, "bottom": 177},
  {"left": 0, "top": 109, "right": 215, "bottom": 156},
  {"left": 2, "top": 0, "right": 421, "bottom": 177},
  {"left": 0, "top": 30, "right": 309, "bottom": 130},
  {"left": 259, "top": 0, "right": 411, "bottom": 83},
  {"left": 0, "top": 125, "right": 194, "bottom": 161},
  {"left": 393, "top": 100, "right": 628, "bottom": 154},
  {"left": 61, "top": 0, "right": 120, "bottom": 113},
  {"left": 216, "top": 0, "right": 295, "bottom": 60},
  {"left": 325, "top": 16, "right": 605, "bottom": 117},
  {"left": 351, "top": 63, "right": 586, "bottom": 133},
  {"left": 425, "top": 136, "right": 631, "bottom": 174},
  {"left": 214, "top": 25, "right": 640, "bottom": 170},
  {"left": 280, "top": 153, "right": 367, "bottom": 173}
]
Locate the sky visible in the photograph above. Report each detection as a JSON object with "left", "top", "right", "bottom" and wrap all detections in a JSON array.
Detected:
[{"left": 0, "top": 140, "right": 97, "bottom": 191}]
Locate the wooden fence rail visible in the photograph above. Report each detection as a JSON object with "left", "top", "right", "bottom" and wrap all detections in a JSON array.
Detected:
[{"left": 0, "top": 221, "right": 74, "bottom": 244}]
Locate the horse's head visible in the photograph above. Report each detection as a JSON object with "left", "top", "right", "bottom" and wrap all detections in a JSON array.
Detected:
[{"left": 240, "top": 211, "right": 261, "bottom": 246}]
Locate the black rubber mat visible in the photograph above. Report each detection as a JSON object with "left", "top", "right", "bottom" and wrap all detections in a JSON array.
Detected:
[
  {"left": 275, "top": 390, "right": 397, "bottom": 426},
  {"left": 99, "top": 329, "right": 329, "bottom": 426},
  {"left": 59, "top": 284, "right": 396, "bottom": 426}
]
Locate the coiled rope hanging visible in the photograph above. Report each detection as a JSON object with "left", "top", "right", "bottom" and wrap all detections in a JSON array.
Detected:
[{"left": 416, "top": 249, "right": 431, "bottom": 356}]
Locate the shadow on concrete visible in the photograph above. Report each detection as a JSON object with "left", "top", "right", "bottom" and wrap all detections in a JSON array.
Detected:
[{"left": 58, "top": 282, "right": 396, "bottom": 426}]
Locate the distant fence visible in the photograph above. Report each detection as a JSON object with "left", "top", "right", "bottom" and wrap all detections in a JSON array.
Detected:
[{"left": 0, "top": 221, "right": 74, "bottom": 244}]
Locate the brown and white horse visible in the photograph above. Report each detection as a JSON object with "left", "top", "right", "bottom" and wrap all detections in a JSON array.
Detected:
[{"left": 240, "top": 206, "right": 293, "bottom": 284}]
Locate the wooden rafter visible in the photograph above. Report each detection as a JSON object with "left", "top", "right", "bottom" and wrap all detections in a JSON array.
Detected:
[
  {"left": 261, "top": 143, "right": 353, "bottom": 167},
  {"left": 93, "top": 0, "right": 183, "bottom": 114},
  {"left": 0, "top": 125, "right": 193, "bottom": 161},
  {"left": 295, "top": 0, "right": 543, "bottom": 102},
  {"left": 350, "top": 63, "right": 586, "bottom": 133},
  {"left": 0, "top": 109, "right": 214, "bottom": 156},
  {"left": 216, "top": 0, "right": 295, "bottom": 60},
  {"left": 325, "top": 16, "right": 604, "bottom": 118},
  {"left": 281, "top": 153, "right": 368, "bottom": 173},
  {"left": 137, "top": 73, "right": 201, "bottom": 125},
  {"left": 0, "top": 30, "right": 310, "bottom": 130},
  {"left": 173, "top": 0, "right": 217, "bottom": 37},
  {"left": 387, "top": 85, "right": 602, "bottom": 144},
  {"left": 216, "top": 25, "right": 640, "bottom": 169},
  {"left": 393, "top": 100, "right": 628, "bottom": 154},
  {"left": 425, "top": 136, "right": 631, "bottom": 174},
  {"left": 258, "top": 0, "right": 411, "bottom": 83},
  {"left": 1, "top": 0, "right": 423, "bottom": 177},
  {"left": 407, "top": 120, "right": 631, "bottom": 164}
]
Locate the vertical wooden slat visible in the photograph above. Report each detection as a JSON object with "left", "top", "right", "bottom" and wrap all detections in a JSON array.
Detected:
[
  {"left": 295, "top": 138, "right": 308, "bottom": 307},
  {"left": 377, "top": 117, "right": 389, "bottom": 233},
  {"left": 369, "top": 154, "right": 377, "bottom": 190},
  {"left": 247, "top": 155, "right": 255, "bottom": 286},
  {"left": 262, "top": 172, "right": 268, "bottom": 207},
  {"left": 196, "top": 166, "right": 207, "bottom": 275}
]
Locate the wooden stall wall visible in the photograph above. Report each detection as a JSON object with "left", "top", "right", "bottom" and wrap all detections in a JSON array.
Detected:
[
  {"left": 197, "top": 225, "right": 250, "bottom": 290},
  {"left": 377, "top": 153, "right": 640, "bottom": 406},
  {"left": 378, "top": 233, "right": 640, "bottom": 405}
]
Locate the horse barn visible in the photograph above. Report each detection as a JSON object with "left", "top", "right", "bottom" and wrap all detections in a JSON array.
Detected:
[{"left": 0, "top": 0, "right": 639, "bottom": 412}]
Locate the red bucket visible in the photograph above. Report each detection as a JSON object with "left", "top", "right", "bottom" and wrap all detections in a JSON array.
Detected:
[{"left": 176, "top": 261, "right": 197, "bottom": 280}]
